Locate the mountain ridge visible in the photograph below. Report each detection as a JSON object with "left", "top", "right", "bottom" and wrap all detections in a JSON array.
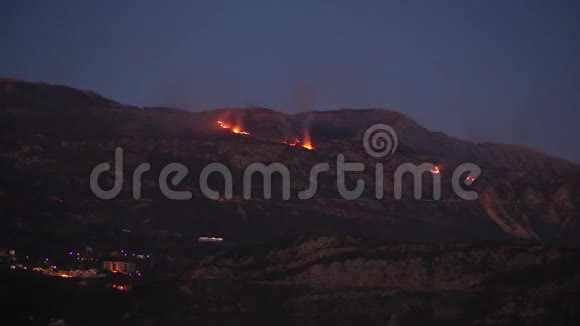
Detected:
[{"left": 1, "top": 79, "right": 578, "bottom": 246}]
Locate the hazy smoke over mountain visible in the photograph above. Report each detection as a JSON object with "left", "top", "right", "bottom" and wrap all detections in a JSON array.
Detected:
[{"left": 291, "top": 79, "right": 322, "bottom": 112}]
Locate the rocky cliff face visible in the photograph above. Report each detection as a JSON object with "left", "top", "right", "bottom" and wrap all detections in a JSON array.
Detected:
[
  {"left": 194, "top": 236, "right": 576, "bottom": 289},
  {"left": 187, "top": 236, "right": 580, "bottom": 325},
  {"left": 1, "top": 79, "right": 579, "bottom": 246}
]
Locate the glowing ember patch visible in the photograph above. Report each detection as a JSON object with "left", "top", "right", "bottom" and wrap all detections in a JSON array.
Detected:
[
  {"left": 283, "top": 138, "right": 301, "bottom": 147},
  {"left": 431, "top": 166, "right": 440, "bottom": 174},
  {"left": 465, "top": 176, "right": 476, "bottom": 182}
]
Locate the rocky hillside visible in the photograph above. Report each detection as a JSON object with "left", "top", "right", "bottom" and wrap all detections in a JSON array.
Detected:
[
  {"left": 193, "top": 236, "right": 579, "bottom": 289},
  {"left": 1, "top": 79, "right": 579, "bottom": 247},
  {"left": 185, "top": 236, "right": 580, "bottom": 325}
]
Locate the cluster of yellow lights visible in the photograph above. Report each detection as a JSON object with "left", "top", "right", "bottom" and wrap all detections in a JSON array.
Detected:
[{"left": 112, "top": 284, "right": 130, "bottom": 291}]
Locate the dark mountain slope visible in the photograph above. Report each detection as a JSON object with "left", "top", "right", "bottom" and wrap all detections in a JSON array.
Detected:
[{"left": 1, "top": 79, "right": 578, "bottom": 247}]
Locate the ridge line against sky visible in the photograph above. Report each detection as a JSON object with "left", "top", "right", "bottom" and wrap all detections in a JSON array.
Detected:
[{"left": 1, "top": 0, "right": 579, "bottom": 161}]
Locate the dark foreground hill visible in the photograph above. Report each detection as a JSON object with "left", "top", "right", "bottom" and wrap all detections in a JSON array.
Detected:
[
  {"left": 185, "top": 236, "right": 580, "bottom": 325},
  {"left": 4, "top": 236, "right": 579, "bottom": 325}
]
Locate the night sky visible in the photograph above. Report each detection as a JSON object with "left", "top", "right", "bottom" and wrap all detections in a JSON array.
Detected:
[{"left": 2, "top": 0, "right": 579, "bottom": 161}]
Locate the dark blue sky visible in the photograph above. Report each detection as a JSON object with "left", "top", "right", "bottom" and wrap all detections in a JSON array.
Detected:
[{"left": 2, "top": 0, "right": 579, "bottom": 161}]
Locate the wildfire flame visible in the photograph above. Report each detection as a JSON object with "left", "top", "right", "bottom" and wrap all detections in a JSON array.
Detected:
[
  {"left": 232, "top": 127, "right": 250, "bottom": 135},
  {"left": 282, "top": 131, "right": 315, "bottom": 150},
  {"left": 431, "top": 166, "right": 440, "bottom": 174},
  {"left": 301, "top": 130, "right": 315, "bottom": 150},
  {"left": 217, "top": 120, "right": 250, "bottom": 135},
  {"left": 217, "top": 120, "right": 230, "bottom": 129}
]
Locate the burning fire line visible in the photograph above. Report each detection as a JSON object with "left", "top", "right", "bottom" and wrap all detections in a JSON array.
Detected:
[
  {"left": 282, "top": 131, "right": 315, "bottom": 150},
  {"left": 217, "top": 118, "right": 314, "bottom": 150},
  {"left": 217, "top": 120, "right": 250, "bottom": 135}
]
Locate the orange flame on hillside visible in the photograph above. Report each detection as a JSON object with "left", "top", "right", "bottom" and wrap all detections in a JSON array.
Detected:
[
  {"left": 301, "top": 130, "right": 315, "bottom": 150},
  {"left": 232, "top": 127, "right": 250, "bottom": 135},
  {"left": 431, "top": 166, "right": 440, "bottom": 174},
  {"left": 217, "top": 120, "right": 250, "bottom": 135},
  {"left": 217, "top": 120, "right": 231, "bottom": 129},
  {"left": 282, "top": 132, "right": 315, "bottom": 150}
]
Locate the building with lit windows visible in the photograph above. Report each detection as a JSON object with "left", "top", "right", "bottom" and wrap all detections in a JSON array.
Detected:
[{"left": 103, "top": 261, "right": 136, "bottom": 274}]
